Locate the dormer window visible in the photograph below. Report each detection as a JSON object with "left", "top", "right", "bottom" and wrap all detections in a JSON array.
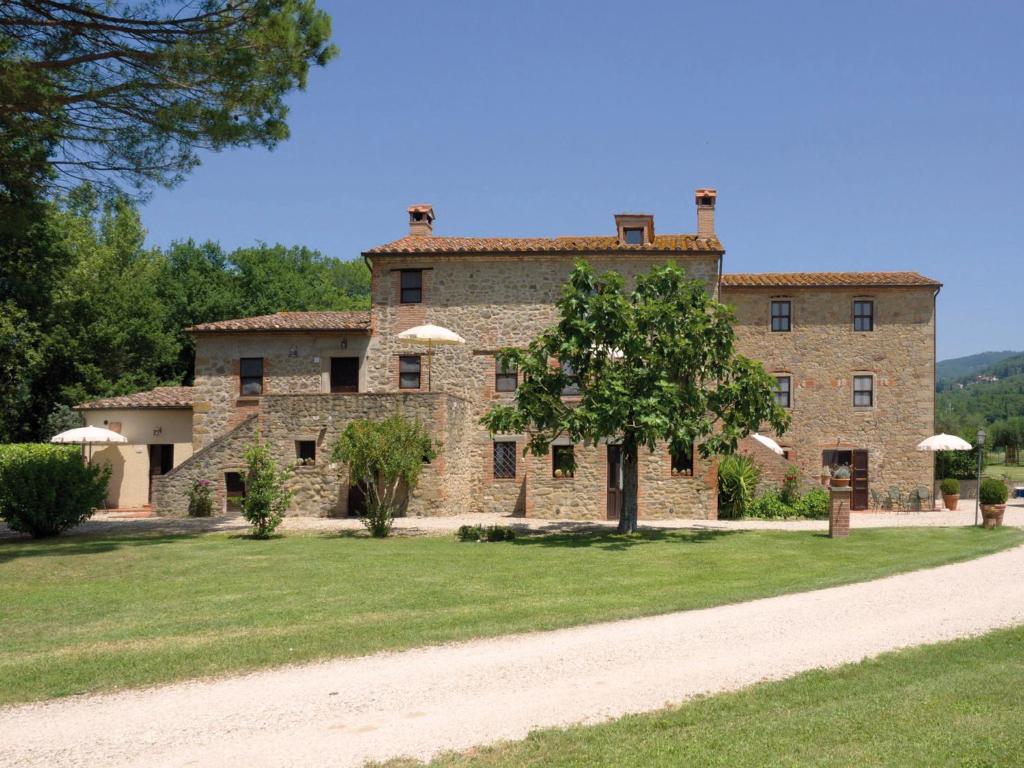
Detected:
[
  {"left": 614, "top": 214, "right": 654, "bottom": 246},
  {"left": 623, "top": 227, "right": 644, "bottom": 245}
]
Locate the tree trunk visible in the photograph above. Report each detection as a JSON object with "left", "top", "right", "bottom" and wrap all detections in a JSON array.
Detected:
[{"left": 618, "top": 438, "right": 639, "bottom": 534}]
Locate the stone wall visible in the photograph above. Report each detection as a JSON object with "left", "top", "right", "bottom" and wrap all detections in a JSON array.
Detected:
[
  {"left": 723, "top": 285, "right": 937, "bottom": 499},
  {"left": 154, "top": 393, "right": 472, "bottom": 518}
]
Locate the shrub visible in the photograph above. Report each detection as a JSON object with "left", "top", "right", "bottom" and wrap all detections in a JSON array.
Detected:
[
  {"left": 780, "top": 465, "right": 801, "bottom": 505},
  {"left": 979, "top": 477, "right": 1008, "bottom": 506},
  {"left": 332, "top": 414, "right": 436, "bottom": 538},
  {"left": 456, "top": 524, "right": 516, "bottom": 542},
  {"left": 795, "top": 487, "right": 830, "bottom": 519},
  {"left": 717, "top": 454, "right": 760, "bottom": 519},
  {"left": 186, "top": 479, "right": 214, "bottom": 517},
  {"left": 746, "top": 488, "right": 790, "bottom": 519},
  {"left": 940, "top": 478, "right": 960, "bottom": 496},
  {"left": 0, "top": 444, "right": 109, "bottom": 537},
  {"left": 241, "top": 433, "right": 293, "bottom": 538}
]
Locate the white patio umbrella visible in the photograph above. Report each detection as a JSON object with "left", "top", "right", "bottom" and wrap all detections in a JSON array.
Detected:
[
  {"left": 915, "top": 433, "right": 973, "bottom": 452},
  {"left": 51, "top": 425, "right": 127, "bottom": 463},
  {"left": 750, "top": 432, "right": 786, "bottom": 456},
  {"left": 397, "top": 324, "right": 466, "bottom": 392}
]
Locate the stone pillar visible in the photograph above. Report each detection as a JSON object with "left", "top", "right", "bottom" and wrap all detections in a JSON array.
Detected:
[{"left": 829, "top": 486, "right": 851, "bottom": 538}]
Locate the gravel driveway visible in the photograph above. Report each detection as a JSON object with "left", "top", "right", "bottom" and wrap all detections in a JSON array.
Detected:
[{"left": 3, "top": 542, "right": 1023, "bottom": 768}]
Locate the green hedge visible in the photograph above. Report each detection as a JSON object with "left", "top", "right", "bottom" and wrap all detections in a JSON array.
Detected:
[{"left": 0, "top": 444, "right": 109, "bottom": 537}]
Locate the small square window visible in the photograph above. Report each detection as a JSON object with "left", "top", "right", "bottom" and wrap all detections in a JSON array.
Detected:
[
  {"left": 240, "top": 357, "right": 263, "bottom": 396},
  {"left": 552, "top": 445, "right": 575, "bottom": 478},
  {"left": 296, "top": 440, "right": 316, "bottom": 464},
  {"left": 671, "top": 443, "right": 694, "bottom": 476},
  {"left": 623, "top": 227, "right": 645, "bottom": 245},
  {"left": 560, "top": 360, "right": 580, "bottom": 396},
  {"left": 774, "top": 375, "right": 792, "bottom": 408},
  {"left": 853, "top": 300, "right": 874, "bottom": 332},
  {"left": 853, "top": 375, "right": 874, "bottom": 407},
  {"left": 399, "top": 355, "right": 421, "bottom": 389},
  {"left": 400, "top": 270, "right": 423, "bottom": 304},
  {"left": 493, "top": 441, "right": 516, "bottom": 479},
  {"left": 770, "top": 300, "right": 791, "bottom": 332},
  {"left": 495, "top": 360, "right": 518, "bottom": 392}
]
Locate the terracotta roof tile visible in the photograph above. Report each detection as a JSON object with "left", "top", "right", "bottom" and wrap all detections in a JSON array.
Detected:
[
  {"left": 364, "top": 233, "right": 723, "bottom": 255},
  {"left": 720, "top": 271, "right": 941, "bottom": 288},
  {"left": 76, "top": 386, "right": 194, "bottom": 410},
  {"left": 187, "top": 311, "right": 371, "bottom": 333}
]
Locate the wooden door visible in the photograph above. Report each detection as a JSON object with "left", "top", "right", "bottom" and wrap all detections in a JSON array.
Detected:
[
  {"left": 330, "top": 357, "right": 360, "bottom": 393},
  {"left": 851, "top": 450, "right": 869, "bottom": 510},
  {"left": 606, "top": 445, "right": 623, "bottom": 521},
  {"left": 148, "top": 444, "right": 174, "bottom": 504}
]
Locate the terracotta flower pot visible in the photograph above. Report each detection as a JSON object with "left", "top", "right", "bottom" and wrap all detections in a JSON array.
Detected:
[
  {"left": 831, "top": 478, "right": 850, "bottom": 488},
  {"left": 980, "top": 504, "right": 1006, "bottom": 529},
  {"left": 942, "top": 493, "right": 960, "bottom": 511}
]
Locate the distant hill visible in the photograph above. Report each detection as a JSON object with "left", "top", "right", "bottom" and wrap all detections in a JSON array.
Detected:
[
  {"left": 936, "top": 352, "right": 1024, "bottom": 434},
  {"left": 936, "top": 350, "right": 1022, "bottom": 382}
]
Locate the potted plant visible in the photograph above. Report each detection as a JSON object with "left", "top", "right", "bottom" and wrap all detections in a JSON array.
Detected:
[
  {"left": 830, "top": 465, "right": 851, "bottom": 488},
  {"left": 939, "top": 478, "right": 960, "bottom": 511},
  {"left": 820, "top": 467, "right": 831, "bottom": 486},
  {"left": 979, "top": 477, "right": 1009, "bottom": 528}
]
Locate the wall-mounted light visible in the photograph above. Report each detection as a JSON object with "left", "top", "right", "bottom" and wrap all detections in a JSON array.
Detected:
[
  {"left": 313, "top": 355, "right": 321, "bottom": 364},
  {"left": 340, "top": 338, "right": 348, "bottom": 349},
  {"left": 288, "top": 346, "right": 298, "bottom": 358},
  {"left": 153, "top": 426, "right": 162, "bottom": 436}
]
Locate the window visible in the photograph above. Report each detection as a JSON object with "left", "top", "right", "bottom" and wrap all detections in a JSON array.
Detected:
[
  {"left": 552, "top": 445, "right": 575, "bottom": 478},
  {"left": 560, "top": 360, "right": 580, "bottom": 396},
  {"left": 330, "top": 357, "right": 359, "bottom": 393},
  {"left": 853, "top": 375, "right": 874, "bottom": 407},
  {"left": 853, "top": 300, "right": 874, "bottom": 332},
  {"left": 239, "top": 357, "right": 263, "bottom": 396},
  {"left": 770, "top": 300, "right": 791, "bottom": 332},
  {"left": 399, "top": 355, "right": 421, "bottom": 389},
  {"left": 774, "top": 375, "right": 792, "bottom": 408},
  {"left": 623, "top": 227, "right": 644, "bottom": 245},
  {"left": 400, "top": 270, "right": 423, "bottom": 304},
  {"left": 493, "top": 441, "right": 516, "bottom": 479},
  {"left": 671, "top": 443, "right": 694, "bottom": 476},
  {"left": 296, "top": 440, "right": 316, "bottom": 464},
  {"left": 495, "top": 360, "right": 518, "bottom": 392}
]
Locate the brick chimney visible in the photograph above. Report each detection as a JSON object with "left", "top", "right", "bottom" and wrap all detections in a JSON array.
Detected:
[
  {"left": 695, "top": 188, "right": 716, "bottom": 238},
  {"left": 408, "top": 204, "right": 435, "bottom": 236}
]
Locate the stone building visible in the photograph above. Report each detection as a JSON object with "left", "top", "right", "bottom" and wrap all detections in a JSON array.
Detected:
[{"left": 78, "top": 190, "right": 941, "bottom": 518}]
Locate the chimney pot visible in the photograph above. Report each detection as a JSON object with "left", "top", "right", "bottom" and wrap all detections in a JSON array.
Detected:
[
  {"left": 695, "top": 188, "right": 716, "bottom": 238},
  {"left": 407, "top": 203, "right": 435, "bottom": 236}
]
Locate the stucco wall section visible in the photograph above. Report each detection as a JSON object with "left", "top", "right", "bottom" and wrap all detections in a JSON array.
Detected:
[{"left": 723, "top": 285, "right": 937, "bottom": 495}]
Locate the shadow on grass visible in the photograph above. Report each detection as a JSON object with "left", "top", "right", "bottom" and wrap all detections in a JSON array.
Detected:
[
  {"left": 0, "top": 533, "right": 206, "bottom": 563},
  {"left": 511, "top": 527, "right": 743, "bottom": 551}
]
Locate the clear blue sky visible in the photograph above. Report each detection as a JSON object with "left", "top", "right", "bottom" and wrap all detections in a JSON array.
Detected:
[{"left": 141, "top": 0, "right": 1023, "bottom": 360}]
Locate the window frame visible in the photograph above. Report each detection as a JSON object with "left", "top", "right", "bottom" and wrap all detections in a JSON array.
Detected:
[
  {"left": 495, "top": 359, "right": 518, "bottom": 392},
  {"left": 560, "top": 360, "right": 581, "bottom": 397},
  {"left": 552, "top": 445, "right": 575, "bottom": 478},
  {"left": 774, "top": 374, "right": 792, "bottom": 409},
  {"left": 853, "top": 299, "right": 874, "bottom": 332},
  {"left": 670, "top": 442, "right": 694, "bottom": 477},
  {"left": 853, "top": 374, "right": 874, "bottom": 408},
  {"left": 400, "top": 269, "right": 423, "bottom": 304},
  {"left": 770, "top": 300, "right": 792, "bottom": 333},
  {"left": 239, "top": 357, "right": 264, "bottom": 396},
  {"left": 622, "top": 227, "right": 645, "bottom": 245},
  {"left": 399, "top": 355, "right": 422, "bottom": 390},
  {"left": 492, "top": 441, "right": 517, "bottom": 479},
  {"left": 295, "top": 440, "right": 316, "bottom": 464}
]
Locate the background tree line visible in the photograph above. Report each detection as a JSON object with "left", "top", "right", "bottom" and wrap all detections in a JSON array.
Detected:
[{"left": 0, "top": 187, "right": 369, "bottom": 443}]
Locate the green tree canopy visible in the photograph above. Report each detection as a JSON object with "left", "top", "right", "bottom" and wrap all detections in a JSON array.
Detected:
[
  {"left": 1, "top": 0, "right": 337, "bottom": 198},
  {"left": 482, "top": 261, "right": 790, "bottom": 533}
]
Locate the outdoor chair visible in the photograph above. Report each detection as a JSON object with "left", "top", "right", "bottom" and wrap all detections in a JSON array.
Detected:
[
  {"left": 915, "top": 486, "right": 933, "bottom": 511},
  {"left": 887, "top": 487, "right": 904, "bottom": 513},
  {"left": 870, "top": 488, "right": 887, "bottom": 511}
]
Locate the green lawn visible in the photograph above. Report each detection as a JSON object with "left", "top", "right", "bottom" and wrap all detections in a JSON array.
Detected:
[
  {"left": 985, "top": 462, "right": 1024, "bottom": 482},
  {"left": 0, "top": 526, "right": 1021, "bottom": 706},
  {"left": 400, "top": 625, "right": 1024, "bottom": 767}
]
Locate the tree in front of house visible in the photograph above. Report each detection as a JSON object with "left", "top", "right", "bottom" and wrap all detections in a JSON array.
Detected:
[
  {"left": 241, "top": 432, "right": 294, "bottom": 538},
  {"left": 481, "top": 261, "right": 790, "bottom": 533},
  {"left": 331, "top": 414, "right": 437, "bottom": 537}
]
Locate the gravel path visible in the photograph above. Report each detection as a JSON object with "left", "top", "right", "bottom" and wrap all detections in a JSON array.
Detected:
[
  {"left": 3, "top": 498, "right": 1022, "bottom": 540},
  {"left": 3, "top": 542, "right": 1024, "bottom": 768}
]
